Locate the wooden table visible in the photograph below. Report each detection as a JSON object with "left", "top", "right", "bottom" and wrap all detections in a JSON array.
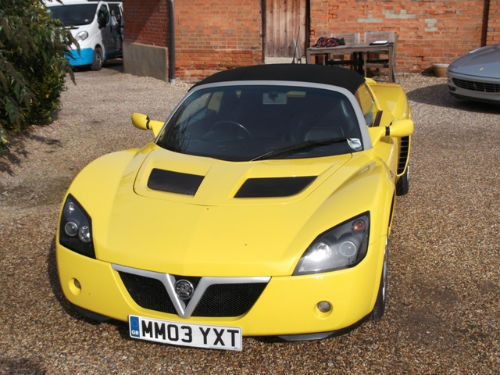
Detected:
[{"left": 306, "top": 43, "right": 396, "bottom": 82}]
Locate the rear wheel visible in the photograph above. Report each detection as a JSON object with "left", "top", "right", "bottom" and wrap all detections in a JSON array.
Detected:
[
  {"left": 371, "top": 240, "right": 387, "bottom": 320},
  {"left": 90, "top": 46, "right": 103, "bottom": 71}
]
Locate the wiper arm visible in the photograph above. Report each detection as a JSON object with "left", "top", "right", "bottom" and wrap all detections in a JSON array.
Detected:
[{"left": 251, "top": 137, "right": 350, "bottom": 161}]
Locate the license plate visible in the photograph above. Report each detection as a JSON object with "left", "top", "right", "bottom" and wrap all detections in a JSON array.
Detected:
[{"left": 129, "top": 315, "right": 242, "bottom": 351}]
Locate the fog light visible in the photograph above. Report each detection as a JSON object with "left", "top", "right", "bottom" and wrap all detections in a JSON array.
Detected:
[
  {"left": 317, "top": 301, "right": 332, "bottom": 313},
  {"left": 69, "top": 278, "right": 82, "bottom": 295}
]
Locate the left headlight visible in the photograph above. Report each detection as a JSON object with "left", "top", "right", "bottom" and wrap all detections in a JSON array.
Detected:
[
  {"left": 294, "top": 212, "right": 370, "bottom": 275},
  {"left": 75, "top": 31, "right": 89, "bottom": 41},
  {"left": 59, "top": 194, "right": 95, "bottom": 258}
]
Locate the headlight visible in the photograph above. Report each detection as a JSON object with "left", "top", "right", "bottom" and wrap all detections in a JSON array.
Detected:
[
  {"left": 59, "top": 194, "right": 95, "bottom": 258},
  {"left": 293, "top": 212, "right": 369, "bottom": 275},
  {"left": 75, "top": 31, "right": 89, "bottom": 41}
]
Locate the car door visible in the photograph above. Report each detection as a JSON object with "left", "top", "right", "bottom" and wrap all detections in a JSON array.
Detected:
[
  {"left": 108, "top": 2, "right": 123, "bottom": 53},
  {"left": 97, "top": 3, "right": 113, "bottom": 56}
]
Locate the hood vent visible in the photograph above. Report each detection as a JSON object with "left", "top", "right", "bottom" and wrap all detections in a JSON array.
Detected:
[
  {"left": 147, "top": 168, "right": 204, "bottom": 196},
  {"left": 235, "top": 176, "right": 316, "bottom": 198}
]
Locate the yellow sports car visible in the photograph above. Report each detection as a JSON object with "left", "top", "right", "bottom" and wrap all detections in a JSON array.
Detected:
[{"left": 57, "top": 64, "right": 413, "bottom": 351}]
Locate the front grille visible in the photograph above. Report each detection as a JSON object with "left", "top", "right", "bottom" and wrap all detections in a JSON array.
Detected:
[
  {"left": 397, "top": 136, "right": 410, "bottom": 175},
  {"left": 194, "top": 283, "right": 267, "bottom": 317},
  {"left": 118, "top": 272, "right": 267, "bottom": 317},
  {"left": 119, "top": 272, "right": 177, "bottom": 314},
  {"left": 453, "top": 78, "right": 500, "bottom": 93}
]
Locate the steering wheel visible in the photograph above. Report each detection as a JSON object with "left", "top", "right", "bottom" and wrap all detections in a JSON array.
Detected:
[{"left": 212, "top": 120, "right": 252, "bottom": 139}]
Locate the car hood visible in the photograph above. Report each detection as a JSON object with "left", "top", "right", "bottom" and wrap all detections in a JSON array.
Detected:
[
  {"left": 82, "top": 145, "right": 379, "bottom": 277},
  {"left": 449, "top": 44, "right": 500, "bottom": 79}
]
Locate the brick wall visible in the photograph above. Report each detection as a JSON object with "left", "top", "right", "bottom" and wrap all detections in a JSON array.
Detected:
[
  {"left": 487, "top": 0, "right": 500, "bottom": 44},
  {"left": 123, "top": 0, "right": 168, "bottom": 46},
  {"left": 124, "top": 0, "right": 262, "bottom": 82},
  {"left": 124, "top": 0, "right": 498, "bottom": 82},
  {"left": 310, "top": 0, "right": 494, "bottom": 72},
  {"left": 175, "top": 0, "right": 262, "bottom": 81}
]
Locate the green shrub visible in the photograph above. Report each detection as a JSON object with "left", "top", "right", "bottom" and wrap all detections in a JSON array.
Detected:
[{"left": 0, "top": 0, "right": 74, "bottom": 151}]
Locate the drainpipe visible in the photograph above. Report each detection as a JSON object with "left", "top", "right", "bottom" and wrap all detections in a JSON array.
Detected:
[
  {"left": 481, "top": 0, "right": 490, "bottom": 47},
  {"left": 167, "top": 0, "right": 176, "bottom": 84}
]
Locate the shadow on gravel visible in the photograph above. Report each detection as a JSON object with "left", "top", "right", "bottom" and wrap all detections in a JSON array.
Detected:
[
  {"left": 72, "top": 58, "right": 123, "bottom": 74},
  {"left": 47, "top": 239, "right": 75, "bottom": 317},
  {"left": 47, "top": 238, "right": 128, "bottom": 340},
  {"left": 47, "top": 239, "right": 104, "bottom": 325},
  {"left": 407, "top": 83, "right": 500, "bottom": 114},
  {"left": 0, "top": 132, "right": 62, "bottom": 175},
  {"left": 0, "top": 358, "right": 46, "bottom": 375}
]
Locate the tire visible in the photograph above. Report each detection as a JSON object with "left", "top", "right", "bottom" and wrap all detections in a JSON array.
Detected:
[
  {"left": 371, "top": 240, "right": 387, "bottom": 320},
  {"left": 90, "top": 46, "right": 103, "bottom": 71},
  {"left": 396, "top": 165, "right": 409, "bottom": 196}
]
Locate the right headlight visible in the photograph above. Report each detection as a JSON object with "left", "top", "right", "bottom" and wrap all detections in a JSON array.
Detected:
[
  {"left": 293, "top": 212, "right": 370, "bottom": 275},
  {"left": 59, "top": 194, "right": 95, "bottom": 258}
]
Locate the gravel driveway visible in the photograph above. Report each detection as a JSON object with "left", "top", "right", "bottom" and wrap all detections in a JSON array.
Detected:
[{"left": 0, "top": 65, "right": 499, "bottom": 375}]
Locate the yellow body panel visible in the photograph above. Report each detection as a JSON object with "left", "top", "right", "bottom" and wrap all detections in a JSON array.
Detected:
[
  {"left": 56, "top": 77, "right": 413, "bottom": 337},
  {"left": 57, "top": 233, "right": 386, "bottom": 335}
]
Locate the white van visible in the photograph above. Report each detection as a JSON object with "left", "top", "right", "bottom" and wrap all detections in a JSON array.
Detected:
[{"left": 45, "top": 0, "right": 123, "bottom": 70}]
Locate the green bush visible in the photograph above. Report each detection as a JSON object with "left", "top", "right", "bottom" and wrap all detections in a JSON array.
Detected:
[{"left": 0, "top": 0, "right": 74, "bottom": 151}]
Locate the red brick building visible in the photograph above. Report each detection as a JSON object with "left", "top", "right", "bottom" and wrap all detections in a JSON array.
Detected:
[{"left": 123, "top": 0, "right": 499, "bottom": 82}]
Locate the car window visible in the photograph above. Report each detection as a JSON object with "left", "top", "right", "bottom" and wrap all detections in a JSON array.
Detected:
[
  {"left": 158, "top": 85, "right": 362, "bottom": 161},
  {"left": 97, "top": 4, "right": 110, "bottom": 26},
  {"left": 108, "top": 4, "right": 122, "bottom": 17},
  {"left": 355, "top": 84, "right": 378, "bottom": 127},
  {"left": 47, "top": 4, "right": 98, "bottom": 26}
]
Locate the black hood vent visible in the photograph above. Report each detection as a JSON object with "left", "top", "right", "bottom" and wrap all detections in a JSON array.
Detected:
[
  {"left": 148, "top": 169, "right": 204, "bottom": 196},
  {"left": 235, "top": 176, "right": 316, "bottom": 198}
]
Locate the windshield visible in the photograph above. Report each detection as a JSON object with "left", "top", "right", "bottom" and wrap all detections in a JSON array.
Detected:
[
  {"left": 47, "top": 4, "right": 98, "bottom": 26},
  {"left": 157, "top": 85, "right": 362, "bottom": 162}
]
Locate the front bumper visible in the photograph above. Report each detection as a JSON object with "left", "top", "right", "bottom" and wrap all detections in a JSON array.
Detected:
[
  {"left": 447, "top": 72, "right": 500, "bottom": 104},
  {"left": 65, "top": 48, "right": 94, "bottom": 67},
  {"left": 57, "top": 236, "right": 385, "bottom": 336}
]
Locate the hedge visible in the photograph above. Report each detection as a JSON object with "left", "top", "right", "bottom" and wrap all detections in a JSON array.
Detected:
[{"left": 0, "top": 0, "right": 75, "bottom": 151}]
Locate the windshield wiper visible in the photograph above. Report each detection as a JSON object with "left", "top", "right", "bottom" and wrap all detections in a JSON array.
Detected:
[{"left": 251, "top": 137, "right": 350, "bottom": 161}]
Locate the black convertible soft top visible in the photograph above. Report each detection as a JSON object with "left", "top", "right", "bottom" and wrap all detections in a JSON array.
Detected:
[{"left": 192, "top": 64, "right": 365, "bottom": 94}]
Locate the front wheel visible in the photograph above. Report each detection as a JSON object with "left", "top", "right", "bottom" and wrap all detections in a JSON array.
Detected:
[
  {"left": 371, "top": 240, "right": 387, "bottom": 320},
  {"left": 90, "top": 46, "right": 103, "bottom": 71}
]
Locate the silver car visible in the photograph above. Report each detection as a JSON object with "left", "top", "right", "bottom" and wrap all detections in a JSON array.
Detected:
[{"left": 447, "top": 43, "right": 500, "bottom": 104}]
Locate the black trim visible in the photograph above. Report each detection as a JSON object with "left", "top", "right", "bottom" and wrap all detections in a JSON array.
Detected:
[
  {"left": 373, "top": 110, "right": 383, "bottom": 127},
  {"left": 59, "top": 194, "right": 95, "bottom": 259},
  {"left": 192, "top": 64, "right": 364, "bottom": 94},
  {"left": 147, "top": 169, "right": 204, "bottom": 196},
  {"left": 397, "top": 136, "right": 410, "bottom": 174},
  {"left": 235, "top": 176, "right": 316, "bottom": 198}
]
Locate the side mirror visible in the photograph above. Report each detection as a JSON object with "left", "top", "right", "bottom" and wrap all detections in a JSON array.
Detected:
[
  {"left": 368, "top": 119, "right": 414, "bottom": 145},
  {"left": 131, "top": 112, "right": 164, "bottom": 137},
  {"left": 387, "top": 119, "right": 414, "bottom": 137}
]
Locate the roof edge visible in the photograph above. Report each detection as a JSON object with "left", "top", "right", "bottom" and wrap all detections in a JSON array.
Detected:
[{"left": 192, "top": 64, "right": 365, "bottom": 94}]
